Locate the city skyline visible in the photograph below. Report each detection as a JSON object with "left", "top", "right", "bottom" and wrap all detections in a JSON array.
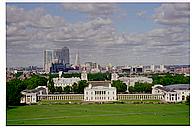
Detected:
[{"left": 6, "top": 3, "right": 190, "bottom": 67}]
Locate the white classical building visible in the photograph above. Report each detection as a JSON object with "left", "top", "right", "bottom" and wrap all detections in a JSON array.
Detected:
[
  {"left": 52, "top": 71, "right": 81, "bottom": 88},
  {"left": 53, "top": 77, "right": 81, "bottom": 87},
  {"left": 20, "top": 86, "right": 48, "bottom": 104},
  {"left": 84, "top": 81, "right": 117, "bottom": 102},
  {"left": 152, "top": 84, "right": 190, "bottom": 102},
  {"left": 118, "top": 76, "right": 153, "bottom": 87}
]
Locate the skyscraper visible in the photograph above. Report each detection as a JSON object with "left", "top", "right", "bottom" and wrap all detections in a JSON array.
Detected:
[
  {"left": 44, "top": 47, "right": 70, "bottom": 72},
  {"left": 61, "top": 47, "right": 70, "bottom": 65},
  {"left": 75, "top": 51, "right": 80, "bottom": 67},
  {"left": 53, "top": 47, "right": 70, "bottom": 65},
  {"left": 44, "top": 50, "right": 54, "bottom": 72}
]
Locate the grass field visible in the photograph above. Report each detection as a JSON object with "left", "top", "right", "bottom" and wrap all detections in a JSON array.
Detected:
[{"left": 7, "top": 104, "right": 189, "bottom": 125}]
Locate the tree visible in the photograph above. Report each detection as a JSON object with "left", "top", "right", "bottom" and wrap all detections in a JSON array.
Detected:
[
  {"left": 128, "top": 86, "right": 135, "bottom": 93},
  {"left": 48, "top": 78, "right": 55, "bottom": 94},
  {"left": 152, "top": 74, "right": 189, "bottom": 85},
  {"left": 112, "top": 80, "right": 127, "bottom": 93},
  {"left": 6, "top": 79, "right": 27, "bottom": 106},
  {"left": 133, "top": 82, "right": 152, "bottom": 93},
  {"left": 72, "top": 83, "right": 78, "bottom": 93},
  {"left": 64, "top": 86, "right": 71, "bottom": 94},
  {"left": 24, "top": 75, "right": 48, "bottom": 89},
  {"left": 78, "top": 80, "right": 88, "bottom": 94}
]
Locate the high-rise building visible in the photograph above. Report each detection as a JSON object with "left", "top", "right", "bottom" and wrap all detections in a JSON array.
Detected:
[
  {"left": 75, "top": 51, "right": 80, "bottom": 67},
  {"left": 44, "top": 50, "right": 54, "bottom": 72},
  {"left": 53, "top": 47, "right": 70, "bottom": 65},
  {"left": 44, "top": 47, "right": 70, "bottom": 73}
]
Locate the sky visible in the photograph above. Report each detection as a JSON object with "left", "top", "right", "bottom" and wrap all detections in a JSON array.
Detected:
[{"left": 6, "top": 2, "right": 190, "bottom": 67}]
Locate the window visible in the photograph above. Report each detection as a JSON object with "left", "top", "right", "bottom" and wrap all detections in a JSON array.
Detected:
[
  {"left": 91, "top": 97, "right": 93, "bottom": 100},
  {"left": 86, "top": 97, "right": 88, "bottom": 100},
  {"left": 86, "top": 92, "right": 88, "bottom": 95},
  {"left": 91, "top": 92, "right": 93, "bottom": 95},
  {"left": 108, "top": 92, "right": 109, "bottom": 95},
  {"left": 182, "top": 96, "right": 185, "bottom": 100},
  {"left": 113, "top": 92, "right": 114, "bottom": 94}
]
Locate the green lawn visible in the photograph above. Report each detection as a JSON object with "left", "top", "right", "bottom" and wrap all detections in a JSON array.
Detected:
[{"left": 7, "top": 104, "right": 189, "bottom": 125}]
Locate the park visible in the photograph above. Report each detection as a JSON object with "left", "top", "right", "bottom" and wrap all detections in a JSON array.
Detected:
[{"left": 7, "top": 103, "right": 189, "bottom": 125}]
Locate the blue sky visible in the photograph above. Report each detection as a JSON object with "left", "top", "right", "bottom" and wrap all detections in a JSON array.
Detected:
[
  {"left": 6, "top": 3, "right": 190, "bottom": 67},
  {"left": 8, "top": 3, "right": 161, "bottom": 32}
]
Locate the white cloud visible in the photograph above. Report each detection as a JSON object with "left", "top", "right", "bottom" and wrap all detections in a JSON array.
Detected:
[
  {"left": 6, "top": 4, "right": 190, "bottom": 67},
  {"left": 62, "top": 3, "right": 118, "bottom": 19},
  {"left": 153, "top": 3, "right": 190, "bottom": 26}
]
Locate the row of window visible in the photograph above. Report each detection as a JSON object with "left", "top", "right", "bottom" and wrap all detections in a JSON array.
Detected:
[
  {"left": 86, "top": 91, "right": 115, "bottom": 95},
  {"left": 118, "top": 95, "right": 163, "bottom": 100},
  {"left": 86, "top": 97, "right": 115, "bottom": 100}
]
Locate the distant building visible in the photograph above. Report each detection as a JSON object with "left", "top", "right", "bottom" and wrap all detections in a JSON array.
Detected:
[
  {"left": 119, "top": 76, "right": 153, "bottom": 87},
  {"left": 160, "top": 64, "right": 165, "bottom": 72},
  {"left": 53, "top": 77, "right": 81, "bottom": 88},
  {"left": 152, "top": 84, "right": 190, "bottom": 102},
  {"left": 44, "top": 50, "right": 54, "bottom": 72},
  {"left": 44, "top": 47, "right": 70, "bottom": 73},
  {"left": 111, "top": 72, "right": 118, "bottom": 81},
  {"left": 84, "top": 81, "right": 117, "bottom": 102},
  {"left": 151, "top": 64, "right": 155, "bottom": 72},
  {"left": 81, "top": 71, "right": 88, "bottom": 81},
  {"left": 50, "top": 63, "right": 67, "bottom": 73}
]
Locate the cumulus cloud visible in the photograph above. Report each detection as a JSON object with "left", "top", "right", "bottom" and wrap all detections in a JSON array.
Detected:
[
  {"left": 62, "top": 3, "right": 119, "bottom": 19},
  {"left": 6, "top": 3, "right": 190, "bottom": 67},
  {"left": 153, "top": 3, "right": 190, "bottom": 26}
]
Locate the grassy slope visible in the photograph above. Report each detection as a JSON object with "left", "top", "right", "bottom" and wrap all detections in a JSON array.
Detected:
[{"left": 7, "top": 104, "right": 189, "bottom": 125}]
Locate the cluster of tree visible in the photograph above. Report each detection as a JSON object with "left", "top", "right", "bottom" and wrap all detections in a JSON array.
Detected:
[
  {"left": 112, "top": 80, "right": 127, "bottom": 93},
  {"left": 7, "top": 79, "right": 27, "bottom": 106},
  {"left": 23, "top": 75, "right": 48, "bottom": 89},
  {"left": 128, "top": 82, "right": 153, "bottom": 94},
  {"left": 88, "top": 72, "right": 111, "bottom": 81},
  {"left": 6, "top": 75, "right": 48, "bottom": 106},
  {"left": 15, "top": 72, "right": 23, "bottom": 78},
  {"left": 152, "top": 74, "right": 189, "bottom": 85},
  {"left": 48, "top": 80, "right": 88, "bottom": 94}
]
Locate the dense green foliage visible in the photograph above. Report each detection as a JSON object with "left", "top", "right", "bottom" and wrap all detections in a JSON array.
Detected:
[
  {"left": 88, "top": 72, "right": 111, "bottom": 81},
  {"left": 23, "top": 75, "right": 48, "bottom": 89},
  {"left": 15, "top": 72, "right": 23, "bottom": 78},
  {"left": 112, "top": 80, "right": 127, "bottom": 93},
  {"left": 128, "top": 82, "right": 153, "bottom": 93},
  {"left": 77, "top": 80, "right": 89, "bottom": 94},
  {"left": 152, "top": 74, "right": 189, "bottom": 85},
  {"left": 6, "top": 79, "right": 27, "bottom": 106},
  {"left": 7, "top": 104, "right": 189, "bottom": 125}
]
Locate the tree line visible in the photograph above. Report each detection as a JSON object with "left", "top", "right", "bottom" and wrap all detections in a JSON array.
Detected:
[{"left": 152, "top": 74, "right": 189, "bottom": 85}]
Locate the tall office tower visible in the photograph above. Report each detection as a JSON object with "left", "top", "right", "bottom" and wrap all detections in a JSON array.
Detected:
[
  {"left": 44, "top": 50, "right": 54, "bottom": 72},
  {"left": 160, "top": 64, "right": 165, "bottom": 72},
  {"left": 75, "top": 51, "right": 80, "bottom": 67},
  {"left": 61, "top": 47, "right": 70, "bottom": 65},
  {"left": 151, "top": 64, "right": 155, "bottom": 72},
  {"left": 52, "top": 47, "right": 70, "bottom": 65}
]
